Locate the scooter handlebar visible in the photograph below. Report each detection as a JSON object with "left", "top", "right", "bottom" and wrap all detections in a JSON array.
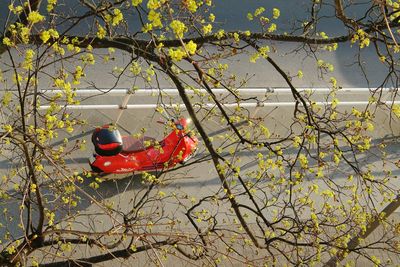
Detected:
[
  {"left": 157, "top": 118, "right": 187, "bottom": 130},
  {"left": 157, "top": 118, "right": 176, "bottom": 124}
]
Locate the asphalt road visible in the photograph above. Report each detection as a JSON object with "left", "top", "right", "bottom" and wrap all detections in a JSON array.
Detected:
[{"left": 1, "top": 1, "right": 400, "bottom": 264}]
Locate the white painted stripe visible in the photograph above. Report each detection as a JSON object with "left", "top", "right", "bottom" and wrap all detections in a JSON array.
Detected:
[
  {"left": 38, "top": 100, "right": 400, "bottom": 110},
  {"left": 40, "top": 87, "right": 399, "bottom": 96}
]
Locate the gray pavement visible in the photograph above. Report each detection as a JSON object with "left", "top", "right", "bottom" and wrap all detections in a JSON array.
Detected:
[{"left": 1, "top": 1, "right": 400, "bottom": 265}]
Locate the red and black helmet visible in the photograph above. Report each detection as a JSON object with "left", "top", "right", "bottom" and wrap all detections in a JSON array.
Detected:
[{"left": 91, "top": 125, "right": 123, "bottom": 156}]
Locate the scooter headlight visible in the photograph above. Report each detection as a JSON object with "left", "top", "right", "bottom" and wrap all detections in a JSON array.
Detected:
[{"left": 186, "top": 118, "right": 192, "bottom": 125}]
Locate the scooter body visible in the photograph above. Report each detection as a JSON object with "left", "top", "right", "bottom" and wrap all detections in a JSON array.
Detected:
[{"left": 89, "top": 118, "right": 198, "bottom": 174}]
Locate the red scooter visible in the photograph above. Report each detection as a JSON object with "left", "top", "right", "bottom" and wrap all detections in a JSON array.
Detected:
[{"left": 89, "top": 118, "right": 198, "bottom": 175}]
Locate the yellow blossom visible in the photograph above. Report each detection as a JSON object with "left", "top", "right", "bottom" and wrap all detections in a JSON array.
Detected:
[
  {"left": 216, "top": 29, "right": 225, "bottom": 39},
  {"left": 209, "top": 13, "right": 215, "bottom": 22},
  {"left": 23, "top": 49, "right": 35, "bottom": 70},
  {"left": 89, "top": 182, "right": 99, "bottom": 189},
  {"left": 112, "top": 9, "right": 124, "bottom": 26},
  {"left": 47, "top": 0, "right": 57, "bottom": 12},
  {"left": 233, "top": 32, "right": 239, "bottom": 42},
  {"left": 8, "top": 4, "right": 23, "bottom": 14},
  {"left": 298, "top": 154, "right": 308, "bottom": 169},
  {"left": 249, "top": 53, "right": 260, "bottom": 63},
  {"left": 268, "top": 23, "right": 277, "bottom": 32},
  {"left": 147, "top": 0, "right": 162, "bottom": 10},
  {"left": 297, "top": 70, "right": 303, "bottom": 78},
  {"left": 142, "top": 23, "right": 153, "bottom": 32},
  {"left": 202, "top": 24, "right": 213, "bottom": 35},
  {"left": 169, "top": 48, "right": 186, "bottom": 61},
  {"left": 40, "top": 30, "right": 51, "bottom": 43},
  {"left": 2, "top": 92, "right": 12, "bottom": 106},
  {"left": 132, "top": 0, "right": 143, "bottom": 6},
  {"left": 330, "top": 77, "right": 337, "bottom": 88},
  {"left": 148, "top": 10, "right": 162, "bottom": 28},
  {"left": 254, "top": 7, "right": 265, "bottom": 17},
  {"left": 185, "top": 0, "right": 198, "bottom": 12},
  {"left": 185, "top": 40, "right": 197, "bottom": 55},
  {"left": 6, "top": 245, "right": 16, "bottom": 255},
  {"left": 272, "top": 8, "right": 280, "bottom": 19},
  {"left": 331, "top": 98, "right": 339, "bottom": 109},
  {"left": 2, "top": 125, "right": 13, "bottom": 133},
  {"left": 393, "top": 104, "right": 400, "bottom": 118},
  {"left": 258, "top": 46, "right": 269, "bottom": 57},
  {"left": 293, "top": 136, "right": 301, "bottom": 147},
  {"left": 2, "top": 37, "right": 13, "bottom": 46},
  {"left": 30, "top": 183, "right": 37, "bottom": 193},
  {"left": 97, "top": 25, "right": 107, "bottom": 39},
  {"left": 27, "top": 11, "right": 45, "bottom": 24},
  {"left": 130, "top": 61, "right": 142, "bottom": 75},
  {"left": 19, "top": 26, "right": 30, "bottom": 44},
  {"left": 170, "top": 20, "right": 187, "bottom": 38},
  {"left": 366, "top": 122, "right": 374, "bottom": 131}
]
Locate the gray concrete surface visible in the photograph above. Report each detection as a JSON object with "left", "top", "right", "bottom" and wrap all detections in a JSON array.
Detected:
[{"left": 0, "top": 1, "right": 399, "bottom": 265}]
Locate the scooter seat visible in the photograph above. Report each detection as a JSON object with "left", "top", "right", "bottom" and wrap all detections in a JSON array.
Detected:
[{"left": 122, "top": 136, "right": 156, "bottom": 153}]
